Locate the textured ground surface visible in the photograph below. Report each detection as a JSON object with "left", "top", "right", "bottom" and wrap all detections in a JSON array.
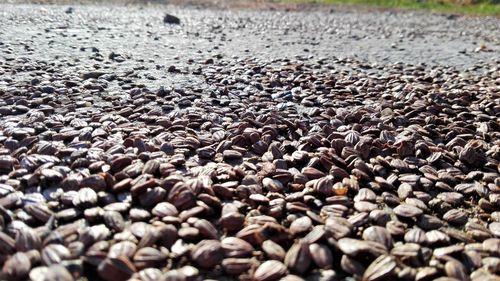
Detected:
[
  {"left": 1, "top": 3, "right": 499, "bottom": 75},
  {"left": 0, "top": 2, "right": 499, "bottom": 281}
]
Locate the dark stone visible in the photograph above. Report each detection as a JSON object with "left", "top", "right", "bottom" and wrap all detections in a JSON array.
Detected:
[{"left": 164, "top": 14, "right": 180, "bottom": 25}]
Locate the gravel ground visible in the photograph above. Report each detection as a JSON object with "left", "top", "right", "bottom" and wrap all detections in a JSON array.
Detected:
[
  {"left": 0, "top": 2, "right": 499, "bottom": 281},
  {"left": 1, "top": 3, "right": 499, "bottom": 71}
]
